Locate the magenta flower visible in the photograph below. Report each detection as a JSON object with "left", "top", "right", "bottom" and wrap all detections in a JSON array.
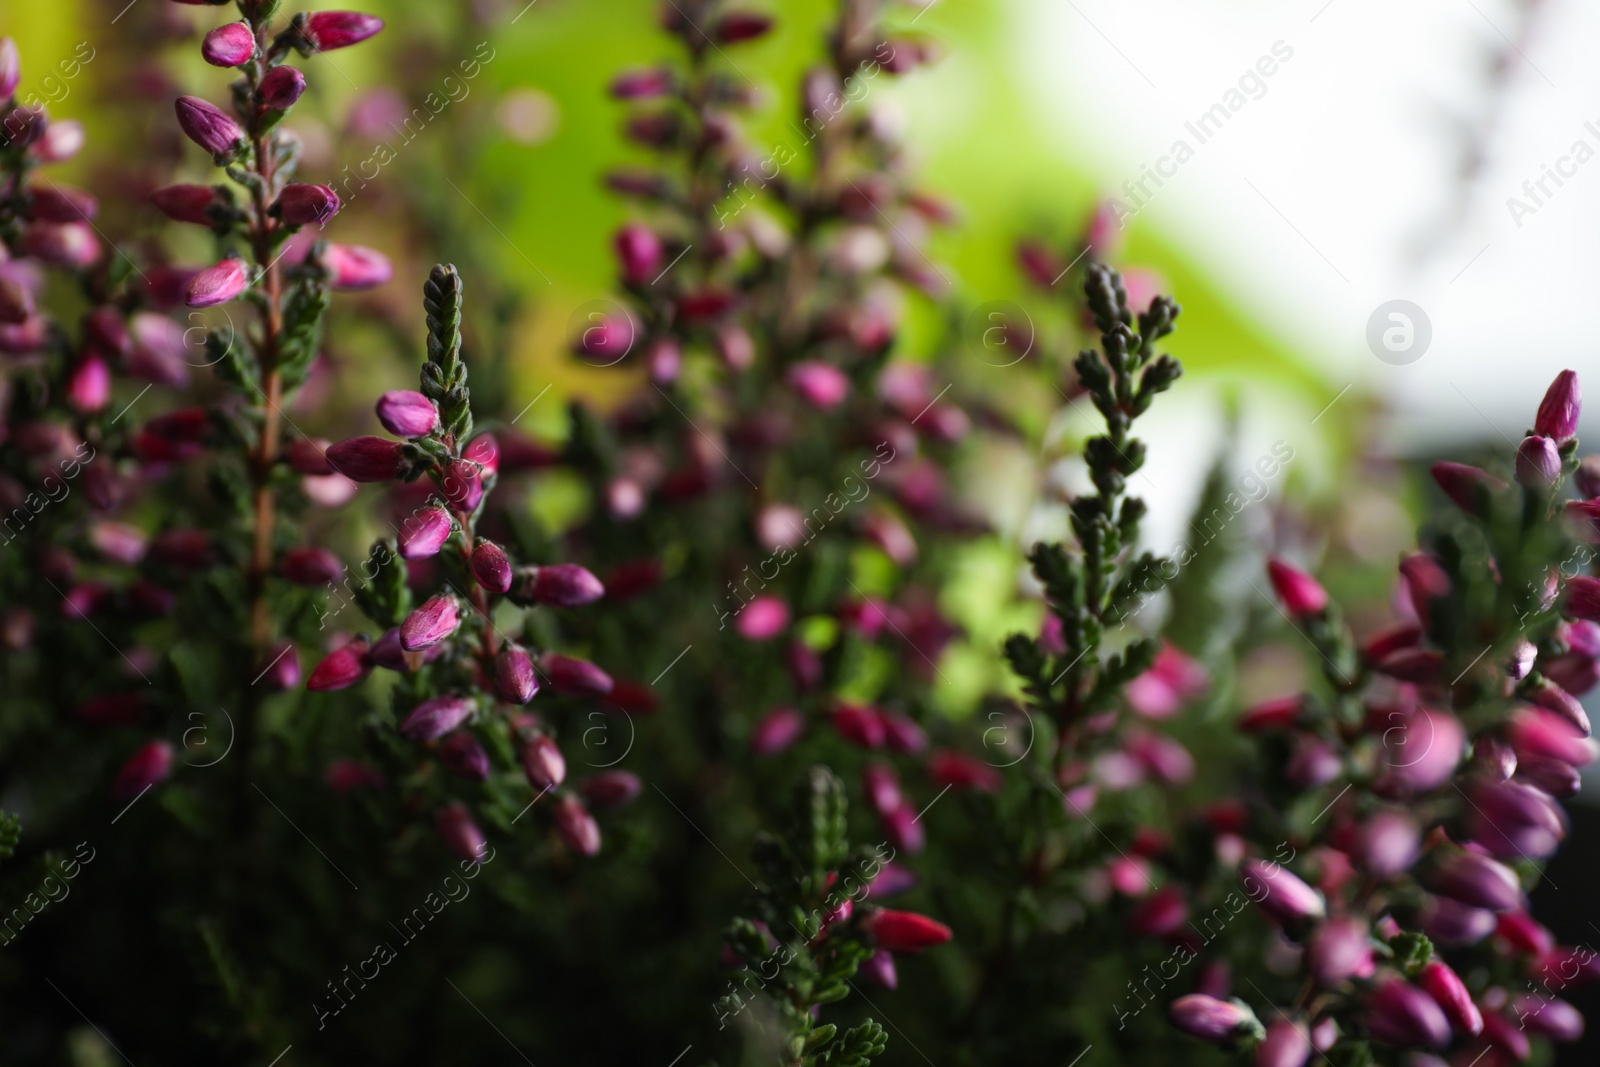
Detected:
[
  {"left": 614, "top": 224, "right": 663, "bottom": 284},
  {"left": 1535, "top": 369, "right": 1581, "bottom": 444},
  {"left": 20, "top": 222, "right": 99, "bottom": 268},
  {"left": 258, "top": 641, "right": 301, "bottom": 691},
  {"left": 579, "top": 770, "right": 642, "bottom": 809},
  {"left": 400, "top": 595, "right": 459, "bottom": 651},
  {"left": 435, "top": 802, "right": 487, "bottom": 864},
  {"left": 1353, "top": 810, "right": 1420, "bottom": 878},
  {"left": 714, "top": 11, "right": 774, "bottom": 42},
  {"left": 323, "top": 243, "right": 393, "bottom": 290},
  {"left": 201, "top": 22, "right": 255, "bottom": 67},
  {"left": 926, "top": 749, "right": 1002, "bottom": 792},
  {"left": 1125, "top": 642, "right": 1207, "bottom": 718},
  {"left": 1431, "top": 461, "right": 1507, "bottom": 517},
  {"left": 1513, "top": 995, "right": 1585, "bottom": 1041},
  {"left": 787, "top": 360, "right": 850, "bottom": 409},
  {"left": 279, "top": 546, "right": 343, "bottom": 586},
  {"left": 325, "top": 435, "right": 405, "bottom": 482},
  {"left": 864, "top": 908, "right": 952, "bottom": 953},
  {"left": 860, "top": 950, "right": 898, "bottom": 989},
  {"left": 0, "top": 38, "right": 17, "bottom": 99},
  {"left": 398, "top": 504, "right": 452, "bottom": 559},
  {"left": 736, "top": 595, "right": 790, "bottom": 640},
  {"left": 185, "top": 257, "right": 248, "bottom": 308},
  {"left": 150, "top": 184, "right": 221, "bottom": 227},
  {"left": 521, "top": 735, "right": 566, "bottom": 791},
  {"left": 66, "top": 355, "right": 110, "bottom": 413},
  {"left": 542, "top": 653, "right": 613, "bottom": 696},
  {"left": 1256, "top": 1020, "right": 1311, "bottom": 1067},
  {"left": 1240, "top": 858, "right": 1325, "bottom": 927},
  {"left": 1126, "top": 886, "right": 1187, "bottom": 937},
  {"left": 1374, "top": 706, "right": 1464, "bottom": 798},
  {"left": 440, "top": 458, "right": 484, "bottom": 511},
  {"left": 399, "top": 693, "right": 474, "bottom": 741},
  {"left": 1427, "top": 850, "right": 1524, "bottom": 912},
  {"left": 112, "top": 741, "right": 174, "bottom": 801},
  {"left": 470, "top": 541, "right": 512, "bottom": 593},
  {"left": 832, "top": 704, "right": 887, "bottom": 749},
  {"left": 1517, "top": 434, "right": 1561, "bottom": 487},
  {"left": 260, "top": 65, "right": 306, "bottom": 109},
  {"left": 552, "top": 795, "right": 601, "bottom": 856},
  {"left": 1306, "top": 916, "right": 1373, "bottom": 987},
  {"left": 609, "top": 68, "right": 672, "bottom": 100},
  {"left": 494, "top": 645, "right": 540, "bottom": 704},
  {"left": 174, "top": 96, "right": 245, "bottom": 158},
  {"left": 301, "top": 11, "right": 385, "bottom": 52},
  {"left": 1266, "top": 558, "right": 1327, "bottom": 616},
  {"left": 1364, "top": 977, "right": 1450, "bottom": 1049},
  {"left": 1566, "top": 575, "right": 1600, "bottom": 623},
  {"left": 306, "top": 639, "right": 370, "bottom": 691},
  {"left": 274, "top": 183, "right": 341, "bottom": 226},
  {"left": 1167, "top": 994, "right": 1259, "bottom": 1044},
  {"left": 437, "top": 732, "right": 490, "bottom": 782},
  {"left": 520, "top": 563, "right": 606, "bottom": 607},
  {"left": 1416, "top": 959, "right": 1482, "bottom": 1037},
  {"left": 751, "top": 706, "right": 804, "bottom": 755},
  {"left": 375, "top": 390, "right": 438, "bottom": 438}
]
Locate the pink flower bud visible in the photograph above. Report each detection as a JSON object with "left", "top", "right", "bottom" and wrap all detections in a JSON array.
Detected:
[
  {"left": 832, "top": 704, "right": 887, "bottom": 749},
  {"left": 1354, "top": 810, "right": 1420, "bottom": 878},
  {"left": 1464, "top": 779, "right": 1566, "bottom": 859},
  {"left": 1535, "top": 369, "right": 1581, "bottom": 444},
  {"left": 306, "top": 638, "right": 370, "bottom": 691},
  {"left": 1566, "top": 574, "right": 1600, "bottom": 624},
  {"left": 520, "top": 734, "right": 566, "bottom": 791},
  {"left": 185, "top": 257, "right": 248, "bottom": 308},
  {"left": 374, "top": 390, "right": 437, "bottom": 437},
  {"left": 863, "top": 763, "right": 901, "bottom": 817},
  {"left": 1527, "top": 677, "right": 1590, "bottom": 735},
  {"left": 1480, "top": 1009, "right": 1531, "bottom": 1060},
  {"left": 1427, "top": 850, "right": 1523, "bottom": 912},
  {"left": 1516, "top": 754, "right": 1580, "bottom": 797},
  {"left": 1431, "top": 461, "right": 1507, "bottom": 516},
  {"left": 787, "top": 360, "right": 851, "bottom": 409},
  {"left": 274, "top": 182, "right": 341, "bottom": 226},
  {"left": 879, "top": 711, "right": 926, "bottom": 754},
  {"left": 881, "top": 803, "right": 924, "bottom": 854},
  {"left": 400, "top": 595, "right": 459, "bottom": 651},
  {"left": 0, "top": 38, "right": 17, "bottom": 99},
  {"left": 322, "top": 243, "right": 392, "bottom": 290},
  {"left": 326, "top": 435, "right": 405, "bottom": 482},
  {"left": 1512, "top": 995, "right": 1585, "bottom": 1041},
  {"left": 579, "top": 770, "right": 642, "bottom": 809},
  {"left": 494, "top": 645, "right": 540, "bottom": 704},
  {"left": 1266, "top": 558, "right": 1328, "bottom": 616},
  {"left": 542, "top": 653, "right": 613, "bottom": 696},
  {"left": 927, "top": 749, "right": 1002, "bottom": 792},
  {"left": 1419, "top": 894, "right": 1496, "bottom": 945},
  {"left": 572, "top": 313, "right": 634, "bottom": 363},
  {"left": 470, "top": 540, "right": 513, "bottom": 593},
  {"left": 19, "top": 221, "right": 98, "bottom": 268},
  {"left": 1373, "top": 706, "right": 1465, "bottom": 798},
  {"left": 1127, "top": 886, "right": 1187, "bottom": 937},
  {"left": 440, "top": 458, "right": 484, "bottom": 511},
  {"left": 437, "top": 731, "right": 489, "bottom": 781},
  {"left": 860, "top": 949, "right": 897, "bottom": 989},
  {"left": 150, "top": 183, "right": 222, "bottom": 227},
  {"left": 1416, "top": 960, "right": 1482, "bottom": 1037},
  {"left": 1256, "top": 1020, "right": 1311, "bottom": 1067},
  {"left": 1168, "top": 994, "right": 1260, "bottom": 1044},
  {"left": 65, "top": 355, "right": 110, "bottom": 413},
  {"left": 32, "top": 119, "right": 83, "bottom": 163},
  {"left": 609, "top": 68, "right": 672, "bottom": 100},
  {"left": 865, "top": 908, "right": 951, "bottom": 953},
  {"left": 202, "top": 22, "right": 255, "bottom": 67},
  {"left": 301, "top": 11, "right": 385, "bottom": 52},
  {"left": 435, "top": 802, "right": 487, "bottom": 863},
  {"left": 1241, "top": 858, "right": 1325, "bottom": 927},
  {"left": 1307, "top": 916, "right": 1373, "bottom": 988},
  {"left": 174, "top": 95, "right": 245, "bottom": 158},
  {"left": 1517, "top": 434, "right": 1562, "bottom": 487},
  {"left": 258, "top": 641, "right": 301, "bottom": 690},
  {"left": 27, "top": 184, "right": 96, "bottom": 223},
  {"left": 714, "top": 11, "right": 773, "bottom": 42},
  {"left": 735, "top": 595, "right": 789, "bottom": 640},
  {"left": 260, "top": 65, "right": 306, "bottom": 109},
  {"left": 1285, "top": 735, "right": 1340, "bottom": 788},
  {"left": 279, "top": 546, "right": 343, "bottom": 586},
  {"left": 519, "top": 563, "right": 606, "bottom": 607},
  {"left": 751, "top": 706, "right": 804, "bottom": 755},
  {"left": 399, "top": 693, "right": 474, "bottom": 741},
  {"left": 112, "top": 740, "right": 174, "bottom": 800},
  {"left": 1365, "top": 977, "right": 1450, "bottom": 1049},
  {"left": 1577, "top": 454, "right": 1600, "bottom": 498},
  {"left": 552, "top": 794, "right": 601, "bottom": 856},
  {"left": 398, "top": 504, "right": 452, "bottom": 559},
  {"left": 1495, "top": 911, "right": 1554, "bottom": 957},
  {"left": 614, "top": 224, "right": 662, "bottom": 284}
]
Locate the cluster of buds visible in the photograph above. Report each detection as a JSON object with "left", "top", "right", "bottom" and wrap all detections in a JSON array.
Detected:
[
  {"left": 308, "top": 265, "right": 616, "bottom": 860},
  {"left": 1158, "top": 370, "right": 1592, "bottom": 1065}
]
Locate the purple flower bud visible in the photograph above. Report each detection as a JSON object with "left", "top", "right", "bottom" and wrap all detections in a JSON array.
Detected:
[
  {"left": 1267, "top": 558, "right": 1328, "bottom": 616},
  {"left": 714, "top": 11, "right": 774, "bottom": 42},
  {"left": 27, "top": 183, "right": 96, "bottom": 223},
  {"left": 736, "top": 595, "right": 790, "bottom": 640},
  {"left": 614, "top": 224, "right": 662, "bottom": 284},
  {"left": 518, "top": 563, "right": 606, "bottom": 607},
  {"left": 435, "top": 802, "right": 487, "bottom": 863},
  {"left": 552, "top": 794, "right": 600, "bottom": 856},
  {"left": 1506, "top": 637, "right": 1537, "bottom": 681},
  {"left": 1354, "top": 810, "right": 1420, "bottom": 879},
  {"left": 174, "top": 95, "right": 245, "bottom": 159},
  {"left": 278, "top": 546, "right": 343, "bottom": 587},
  {"left": 1416, "top": 960, "right": 1482, "bottom": 1037},
  {"left": 1365, "top": 977, "right": 1450, "bottom": 1049},
  {"left": 1418, "top": 894, "right": 1496, "bottom": 945},
  {"left": 471, "top": 540, "right": 513, "bottom": 593},
  {"left": 0, "top": 38, "right": 17, "bottom": 99},
  {"left": 1512, "top": 995, "right": 1585, "bottom": 1041},
  {"left": 1307, "top": 917, "right": 1373, "bottom": 988},
  {"left": 399, "top": 693, "right": 474, "bottom": 741},
  {"left": 322, "top": 243, "right": 392, "bottom": 290},
  {"left": 401, "top": 595, "right": 459, "bottom": 651},
  {"left": 368, "top": 628, "right": 413, "bottom": 672},
  {"left": 1256, "top": 1020, "right": 1311, "bottom": 1067},
  {"left": 1517, "top": 434, "right": 1562, "bottom": 487},
  {"left": 1286, "top": 735, "right": 1341, "bottom": 788},
  {"left": 301, "top": 11, "right": 385, "bottom": 52},
  {"left": 259, "top": 640, "right": 301, "bottom": 690},
  {"left": 1535, "top": 369, "right": 1581, "bottom": 444},
  {"left": 202, "top": 22, "right": 255, "bottom": 67},
  {"left": 1126, "top": 886, "right": 1187, "bottom": 938},
  {"left": 306, "top": 639, "right": 370, "bottom": 691},
  {"left": 1516, "top": 754, "right": 1581, "bottom": 798},
  {"left": 495, "top": 645, "right": 540, "bottom": 704},
  {"left": 609, "top": 67, "right": 672, "bottom": 100},
  {"left": 185, "top": 257, "right": 248, "bottom": 308},
  {"left": 20, "top": 221, "right": 98, "bottom": 268},
  {"left": 66, "top": 355, "right": 110, "bottom": 413},
  {"left": 1577, "top": 454, "right": 1600, "bottom": 499},
  {"left": 150, "top": 183, "right": 222, "bottom": 227},
  {"left": 274, "top": 183, "right": 341, "bottom": 226},
  {"left": 579, "top": 770, "right": 642, "bottom": 809},
  {"left": 1241, "top": 858, "right": 1326, "bottom": 928},
  {"left": 1168, "top": 994, "right": 1261, "bottom": 1044},
  {"left": 1465, "top": 779, "right": 1566, "bottom": 859},
  {"left": 572, "top": 314, "right": 634, "bottom": 363},
  {"left": 440, "top": 458, "right": 484, "bottom": 511},
  {"left": 1427, "top": 850, "right": 1524, "bottom": 912},
  {"left": 375, "top": 390, "right": 437, "bottom": 438},
  {"left": 860, "top": 949, "right": 898, "bottom": 989},
  {"left": 260, "top": 65, "right": 306, "bottom": 109},
  {"left": 787, "top": 360, "right": 850, "bottom": 409},
  {"left": 752, "top": 706, "right": 804, "bottom": 755},
  {"left": 521, "top": 734, "right": 566, "bottom": 791},
  {"left": 1481, "top": 1009, "right": 1531, "bottom": 1061},
  {"left": 437, "top": 731, "right": 490, "bottom": 781},
  {"left": 32, "top": 118, "right": 82, "bottom": 162},
  {"left": 326, "top": 435, "right": 405, "bottom": 482},
  {"left": 113, "top": 741, "right": 174, "bottom": 801},
  {"left": 542, "top": 653, "right": 613, "bottom": 696},
  {"left": 1566, "top": 575, "right": 1600, "bottom": 624},
  {"left": 397, "top": 505, "right": 452, "bottom": 560},
  {"left": 1431, "top": 461, "right": 1507, "bottom": 517},
  {"left": 1374, "top": 707, "right": 1465, "bottom": 798}
]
